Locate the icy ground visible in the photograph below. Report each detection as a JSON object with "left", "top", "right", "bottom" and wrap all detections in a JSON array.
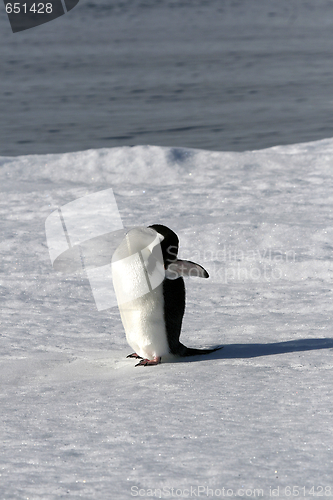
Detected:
[{"left": 0, "top": 140, "right": 332, "bottom": 499}]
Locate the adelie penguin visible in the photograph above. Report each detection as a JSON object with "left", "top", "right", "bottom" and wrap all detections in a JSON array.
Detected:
[{"left": 111, "top": 224, "right": 221, "bottom": 366}]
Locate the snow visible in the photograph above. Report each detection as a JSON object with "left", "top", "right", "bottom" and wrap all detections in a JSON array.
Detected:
[{"left": 0, "top": 140, "right": 332, "bottom": 499}]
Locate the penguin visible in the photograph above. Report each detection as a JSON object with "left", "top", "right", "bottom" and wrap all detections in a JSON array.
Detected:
[{"left": 111, "top": 224, "right": 220, "bottom": 366}]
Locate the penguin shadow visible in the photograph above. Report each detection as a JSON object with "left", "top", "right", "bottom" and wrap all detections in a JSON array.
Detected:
[{"left": 175, "top": 338, "right": 333, "bottom": 363}]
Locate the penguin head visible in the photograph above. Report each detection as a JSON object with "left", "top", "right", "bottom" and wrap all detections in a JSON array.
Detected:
[
  {"left": 148, "top": 224, "right": 209, "bottom": 280},
  {"left": 148, "top": 224, "right": 179, "bottom": 269}
]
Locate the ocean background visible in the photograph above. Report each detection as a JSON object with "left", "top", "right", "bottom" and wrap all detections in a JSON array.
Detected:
[{"left": 1, "top": 0, "right": 333, "bottom": 156}]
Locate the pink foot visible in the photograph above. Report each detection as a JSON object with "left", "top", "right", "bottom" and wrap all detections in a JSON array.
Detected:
[
  {"left": 135, "top": 356, "right": 162, "bottom": 367},
  {"left": 126, "top": 353, "right": 143, "bottom": 359}
]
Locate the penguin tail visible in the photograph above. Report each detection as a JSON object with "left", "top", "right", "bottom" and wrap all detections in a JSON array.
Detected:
[{"left": 178, "top": 343, "right": 223, "bottom": 357}]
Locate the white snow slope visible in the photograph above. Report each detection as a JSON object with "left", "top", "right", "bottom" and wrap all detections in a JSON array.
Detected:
[{"left": 0, "top": 140, "right": 332, "bottom": 499}]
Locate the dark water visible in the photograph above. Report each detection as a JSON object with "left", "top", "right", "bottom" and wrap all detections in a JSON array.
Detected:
[{"left": 1, "top": 0, "right": 333, "bottom": 156}]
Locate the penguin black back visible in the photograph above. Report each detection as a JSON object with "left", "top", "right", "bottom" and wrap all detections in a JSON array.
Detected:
[
  {"left": 149, "top": 224, "right": 221, "bottom": 358},
  {"left": 162, "top": 275, "right": 186, "bottom": 355}
]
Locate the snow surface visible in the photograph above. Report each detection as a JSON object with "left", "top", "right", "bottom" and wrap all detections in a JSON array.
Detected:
[{"left": 0, "top": 140, "right": 332, "bottom": 499}]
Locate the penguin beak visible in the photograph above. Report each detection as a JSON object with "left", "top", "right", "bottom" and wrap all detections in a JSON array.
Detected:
[{"left": 165, "top": 259, "right": 209, "bottom": 280}]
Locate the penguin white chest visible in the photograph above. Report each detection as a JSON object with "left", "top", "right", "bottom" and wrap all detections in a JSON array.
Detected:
[
  {"left": 111, "top": 227, "right": 170, "bottom": 360},
  {"left": 117, "top": 283, "right": 169, "bottom": 359}
]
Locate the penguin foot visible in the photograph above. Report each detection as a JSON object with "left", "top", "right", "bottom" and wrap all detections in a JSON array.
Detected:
[
  {"left": 135, "top": 356, "right": 162, "bottom": 367},
  {"left": 126, "top": 353, "right": 143, "bottom": 359}
]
